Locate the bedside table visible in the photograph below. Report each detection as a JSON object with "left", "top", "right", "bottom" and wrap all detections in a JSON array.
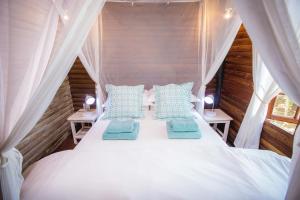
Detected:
[
  {"left": 203, "top": 109, "right": 233, "bottom": 142},
  {"left": 67, "top": 109, "right": 98, "bottom": 144}
]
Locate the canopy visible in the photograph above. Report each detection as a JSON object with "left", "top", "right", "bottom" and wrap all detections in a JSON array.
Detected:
[{"left": 0, "top": 0, "right": 299, "bottom": 199}]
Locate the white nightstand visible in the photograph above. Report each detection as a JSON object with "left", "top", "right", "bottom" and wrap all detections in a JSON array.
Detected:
[
  {"left": 203, "top": 109, "right": 233, "bottom": 142},
  {"left": 67, "top": 109, "right": 98, "bottom": 144}
]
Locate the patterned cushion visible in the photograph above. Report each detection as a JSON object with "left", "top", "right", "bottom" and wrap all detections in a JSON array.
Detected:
[
  {"left": 154, "top": 82, "right": 193, "bottom": 119},
  {"left": 103, "top": 84, "right": 144, "bottom": 119}
]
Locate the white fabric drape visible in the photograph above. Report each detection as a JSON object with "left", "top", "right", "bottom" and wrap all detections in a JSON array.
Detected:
[
  {"left": 196, "top": 0, "right": 241, "bottom": 115},
  {"left": 233, "top": 0, "right": 300, "bottom": 199},
  {"left": 101, "top": 2, "right": 200, "bottom": 91},
  {"left": 0, "top": 1, "right": 59, "bottom": 199},
  {"left": 0, "top": 1, "right": 106, "bottom": 199},
  {"left": 79, "top": 15, "right": 105, "bottom": 115},
  {"left": 234, "top": 50, "right": 280, "bottom": 148}
]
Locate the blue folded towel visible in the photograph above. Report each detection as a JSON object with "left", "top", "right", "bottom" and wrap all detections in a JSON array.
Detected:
[
  {"left": 103, "top": 122, "right": 139, "bottom": 140},
  {"left": 169, "top": 118, "right": 199, "bottom": 132},
  {"left": 106, "top": 120, "right": 135, "bottom": 134},
  {"left": 167, "top": 121, "right": 201, "bottom": 139}
]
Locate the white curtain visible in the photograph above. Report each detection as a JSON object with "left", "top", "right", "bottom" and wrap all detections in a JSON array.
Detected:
[
  {"left": 79, "top": 15, "right": 105, "bottom": 115},
  {"left": 234, "top": 50, "right": 280, "bottom": 148},
  {"left": 196, "top": 0, "right": 241, "bottom": 115},
  {"left": 0, "top": 0, "right": 106, "bottom": 199},
  {"left": 0, "top": 1, "right": 59, "bottom": 199},
  {"left": 100, "top": 2, "right": 200, "bottom": 91},
  {"left": 233, "top": 0, "right": 300, "bottom": 199}
]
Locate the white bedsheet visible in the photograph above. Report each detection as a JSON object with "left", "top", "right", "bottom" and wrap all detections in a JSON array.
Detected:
[
  {"left": 75, "top": 110, "right": 226, "bottom": 152},
  {"left": 21, "top": 110, "right": 290, "bottom": 200}
]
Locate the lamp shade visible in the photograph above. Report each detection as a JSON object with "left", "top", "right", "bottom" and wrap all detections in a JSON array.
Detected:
[
  {"left": 85, "top": 95, "right": 95, "bottom": 105},
  {"left": 204, "top": 95, "right": 214, "bottom": 104}
]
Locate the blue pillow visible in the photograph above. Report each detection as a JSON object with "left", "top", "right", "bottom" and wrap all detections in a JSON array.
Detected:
[
  {"left": 102, "top": 84, "right": 144, "bottom": 119},
  {"left": 154, "top": 82, "right": 193, "bottom": 119}
]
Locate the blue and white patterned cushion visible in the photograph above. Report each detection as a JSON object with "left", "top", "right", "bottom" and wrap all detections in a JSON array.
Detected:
[
  {"left": 154, "top": 82, "right": 194, "bottom": 119},
  {"left": 103, "top": 84, "right": 144, "bottom": 119}
]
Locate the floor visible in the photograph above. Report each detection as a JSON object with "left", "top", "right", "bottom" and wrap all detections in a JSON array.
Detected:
[{"left": 54, "top": 134, "right": 76, "bottom": 152}]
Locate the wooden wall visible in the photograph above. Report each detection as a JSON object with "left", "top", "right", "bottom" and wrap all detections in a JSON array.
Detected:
[
  {"left": 220, "top": 25, "right": 293, "bottom": 157},
  {"left": 68, "top": 58, "right": 96, "bottom": 111},
  {"left": 219, "top": 25, "right": 253, "bottom": 145},
  {"left": 17, "top": 78, "right": 74, "bottom": 170}
]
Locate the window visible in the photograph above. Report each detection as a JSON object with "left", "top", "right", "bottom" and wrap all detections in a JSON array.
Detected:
[{"left": 267, "top": 94, "right": 299, "bottom": 134}]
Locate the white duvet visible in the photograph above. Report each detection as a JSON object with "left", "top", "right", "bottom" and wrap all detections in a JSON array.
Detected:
[{"left": 21, "top": 110, "right": 290, "bottom": 200}]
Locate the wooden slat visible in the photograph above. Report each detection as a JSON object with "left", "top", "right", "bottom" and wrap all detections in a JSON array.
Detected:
[
  {"left": 17, "top": 78, "right": 74, "bottom": 171},
  {"left": 68, "top": 58, "right": 96, "bottom": 111}
]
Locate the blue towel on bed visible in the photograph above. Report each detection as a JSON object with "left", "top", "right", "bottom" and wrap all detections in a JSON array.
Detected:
[
  {"left": 169, "top": 118, "right": 199, "bottom": 132},
  {"left": 103, "top": 122, "right": 139, "bottom": 140},
  {"left": 167, "top": 121, "right": 201, "bottom": 139},
  {"left": 106, "top": 120, "right": 135, "bottom": 133}
]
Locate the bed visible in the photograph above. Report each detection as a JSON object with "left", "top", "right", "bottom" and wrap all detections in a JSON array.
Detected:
[{"left": 21, "top": 109, "right": 290, "bottom": 200}]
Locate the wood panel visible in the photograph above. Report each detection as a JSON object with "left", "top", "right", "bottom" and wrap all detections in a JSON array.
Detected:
[
  {"left": 17, "top": 78, "right": 74, "bottom": 170},
  {"left": 220, "top": 25, "right": 293, "bottom": 157},
  {"left": 68, "top": 58, "right": 96, "bottom": 111},
  {"left": 220, "top": 26, "right": 253, "bottom": 145},
  {"left": 260, "top": 121, "right": 294, "bottom": 157}
]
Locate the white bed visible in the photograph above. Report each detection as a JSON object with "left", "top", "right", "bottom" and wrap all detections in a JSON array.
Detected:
[{"left": 21, "top": 110, "right": 290, "bottom": 200}]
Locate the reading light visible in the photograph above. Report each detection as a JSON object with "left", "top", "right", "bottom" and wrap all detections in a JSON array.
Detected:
[
  {"left": 204, "top": 95, "right": 216, "bottom": 117},
  {"left": 204, "top": 95, "right": 214, "bottom": 104},
  {"left": 84, "top": 95, "right": 95, "bottom": 111},
  {"left": 224, "top": 8, "right": 233, "bottom": 19},
  {"left": 85, "top": 95, "right": 95, "bottom": 105}
]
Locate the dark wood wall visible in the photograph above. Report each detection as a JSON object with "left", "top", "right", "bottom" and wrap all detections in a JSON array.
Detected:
[
  {"left": 17, "top": 78, "right": 74, "bottom": 170},
  {"left": 68, "top": 58, "right": 96, "bottom": 111},
  {"left": 220, "top": 25, "right": 293, "bottom": 157},
  {"left": 219, "top": 25, "right": 253, "bottom": 145}
]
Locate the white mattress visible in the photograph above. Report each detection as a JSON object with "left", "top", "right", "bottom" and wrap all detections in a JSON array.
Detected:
[{"left": 21, "top": 110, "right": 290, "bottom": 200}]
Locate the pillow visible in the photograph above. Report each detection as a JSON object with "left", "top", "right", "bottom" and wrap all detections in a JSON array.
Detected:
[
  {"left": 148, "top": 88, "right": 198, "bottom": 103},
  {"left": 103, "top": 84, "right": 144, "bottom": 119},
  {"left": 154, "top": 82, "right": 194, "bottom": 119},
  {"left": 103, "top": 90, "right": 151, "bottom": 109}
]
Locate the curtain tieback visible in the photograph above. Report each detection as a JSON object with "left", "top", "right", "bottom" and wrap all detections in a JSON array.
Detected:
[{"left": 254, "top": 92, "right": 268, "bottom": 105}]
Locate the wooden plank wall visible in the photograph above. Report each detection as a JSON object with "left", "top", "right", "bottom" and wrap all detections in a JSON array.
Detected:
[
  {"left": 68, "top": 58, "right": 96, "bottom": 111},
  {"left": 220, "top": 25, "right": 293, "bottom": 157},
  {"left": 17, "top": 78, "right": 74, "bottom": 170},
  {"left": 219, "top": 25, "right": 253, "bottom": 145}
]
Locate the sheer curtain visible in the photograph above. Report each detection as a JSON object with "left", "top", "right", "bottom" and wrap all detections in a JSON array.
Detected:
[
  {"left": 196, "top": 0, "right": 241, "bottom": 115},
  {"left": 234, "top": 50, "right": 280, "bottom": 148},
  {"left": 0, "top": 1, "right": 106, "bottom": 199},
  {"left": 0, "top": 1, "right": 59, "bottom": 199},
  {"left": 79, "top": 15, "right": 105, "bottom": 115},
  {"left": 233, "top": 0, "right": 300, "bottom": 199}
]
